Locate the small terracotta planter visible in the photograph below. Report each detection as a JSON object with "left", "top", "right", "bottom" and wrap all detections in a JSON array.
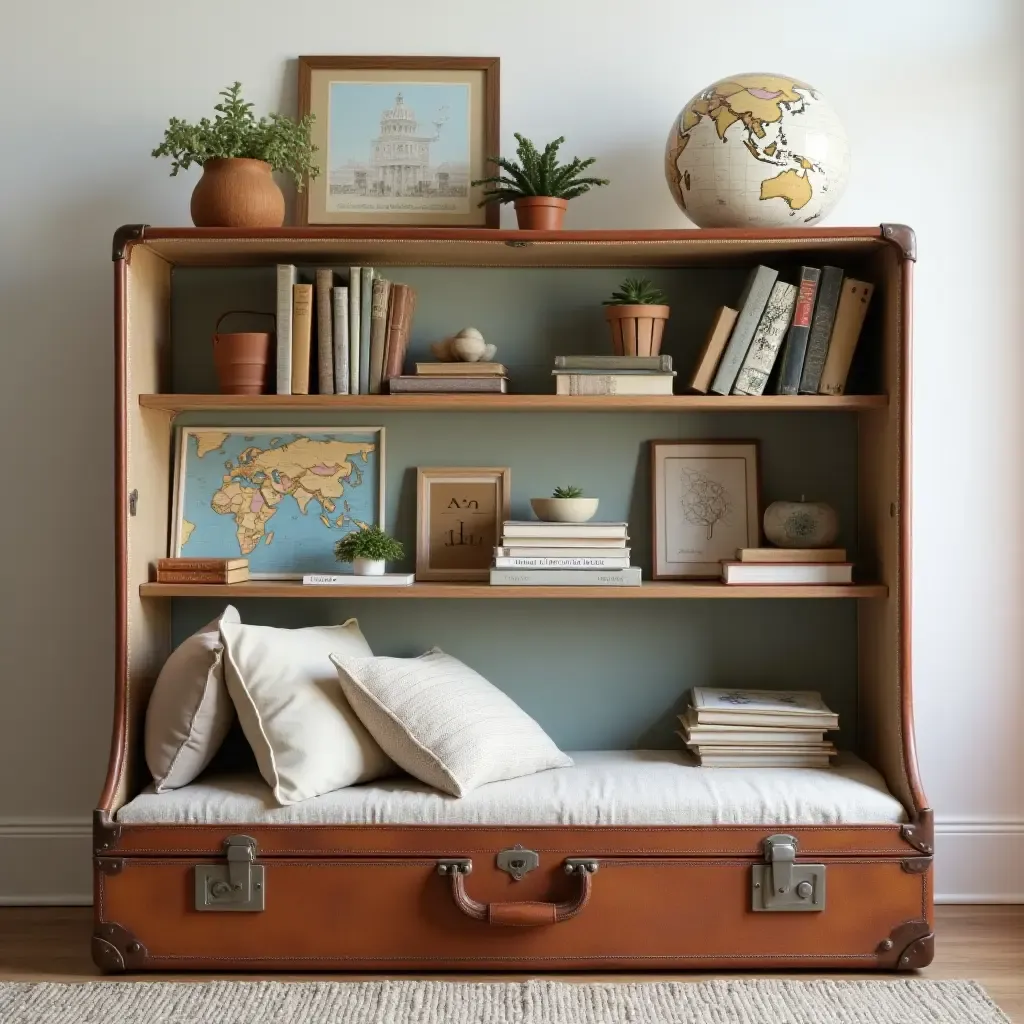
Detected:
[
  {"left": 514, "top": 197, "right": 569, "bottom": 230},
  {"left": 190, "top": 158, "right": 286, "bottom": 228},
  {"left": 212, "top": 311, "right": 275, "bottom": 395},
  {"left": 605, "top": 304, "right": 671, "bottom": 356}
]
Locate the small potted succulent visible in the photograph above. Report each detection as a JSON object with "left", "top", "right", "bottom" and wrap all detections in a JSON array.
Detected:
[
  {"left": 152, "top": 82, "right": 319, "bottom": 228},
  {"left": 334, "top": 525, "right": 405, "bottom": 576},
  {"left": 530, "top": 486, "right": 600, "bottom": 524},
  {"left": 602, "top": 277, "right": 671, "bottom": 356},
  {"left": 472, "top": 133, "right": 609, "bottom": 230}
]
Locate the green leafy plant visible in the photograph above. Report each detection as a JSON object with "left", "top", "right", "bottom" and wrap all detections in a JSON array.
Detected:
[
  {"left": 603, "top": 277, "right": 668, "bottom": 306},
  {"left": 552, "top": 485, "right": 585, "bottom": 499},
  {"left": 152, "top": 82, "right": 319, "bottom": 189},
  {"left": 334, "top": 525, "right": 405, "bottom": 564},
  {"left": 472, "top": 133, "right": 609, "bottom": 205}
]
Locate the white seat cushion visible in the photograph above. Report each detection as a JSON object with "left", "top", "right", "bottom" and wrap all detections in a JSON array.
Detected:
[{"left": 117, "top": 750, "right": 907, "bottom": 826}]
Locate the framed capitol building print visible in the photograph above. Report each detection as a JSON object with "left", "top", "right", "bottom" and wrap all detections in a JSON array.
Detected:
[
  {"left": 298, "top": 56, "right": 500, "bottom": 227},
  {"left": 416, "top": 467, "right": 510, "bottom": 581}
]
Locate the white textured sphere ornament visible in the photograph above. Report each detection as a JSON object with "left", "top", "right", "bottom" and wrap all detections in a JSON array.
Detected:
[
  {"left": 763, "top": 499, "right": 839, "bottom": 548},
  {"left": 665, "top": 74, "right": 850, "bottom": 228}
]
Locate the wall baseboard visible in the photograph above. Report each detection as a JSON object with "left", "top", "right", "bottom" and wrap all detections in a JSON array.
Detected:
[{"left": 1, "top": 817, "right": 1021, "bottom": 906}]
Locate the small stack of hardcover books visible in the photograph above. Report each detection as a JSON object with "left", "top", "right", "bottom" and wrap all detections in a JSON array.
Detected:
[
  {"left": 490, "top": 521, "right": 640, "bottom": 586},
  {"left": 678, "top": 687, "right": 838, "bottom": 767},
  {"left": 155, "top": 558, "right": 249, "bottom": 585},
  {"left": 389, "top": 361, "right": 509, "bottom": 394},
  {"left": 552, "top": 355, "right": 677, "bottom": 396},
  {"left": 721, "top": 548, "right": 852, "bottom": 586}
]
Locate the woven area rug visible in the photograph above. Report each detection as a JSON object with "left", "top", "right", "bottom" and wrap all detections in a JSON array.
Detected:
[{"left": 0, "top": 979, "right": 1008, "bottom": 1023}]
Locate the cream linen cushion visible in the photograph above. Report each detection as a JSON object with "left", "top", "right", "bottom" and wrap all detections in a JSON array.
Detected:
[
  {"left": 331, "top": 648, "right": 573, "bottom": 797},
  {"left": 221, "top": 619, "right": 393, "bottom": 805},
  {"left": 145, "top": 605, "right": 240, "bottom": 792}
]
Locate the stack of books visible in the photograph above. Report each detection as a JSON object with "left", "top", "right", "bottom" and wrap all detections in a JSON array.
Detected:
[
  {"left": 388, "top": 361, "right": 509, "bottom": 394},
  {"left": 678, "top": 687, "right": 838, "bottom": 767},
  {"left": 490, "top": 521, "right": 640, "bottom": 586},
  {"left": 721, "top": 547, "right": 852, "bottom": 586},
  {"left": 688, "top": 264, "right": 874, "bottom": 397},
  {"left": 155, "top": 558, "right": 249, "bottom": 585},
  {"left": 552, "top": 355, "right": 677, "bottom": 396}
]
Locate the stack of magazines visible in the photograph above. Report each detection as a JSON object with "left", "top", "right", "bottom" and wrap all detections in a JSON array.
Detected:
[{"left": 678, "top": 687, "right": 838, "bottom": 767}]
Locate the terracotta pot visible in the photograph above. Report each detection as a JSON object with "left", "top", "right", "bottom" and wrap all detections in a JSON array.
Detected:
[
  {"left": 212, "top": 311, "right": 275, "bottom": 395},
  {"left": 190, "top": 158, "right": 285, "bottom": 228},
  {"left": 514, "top": 197, "right": 569, "bottom": 230},
  {"left": 604, "top": 304, "right": 671, "bottom": 356}
]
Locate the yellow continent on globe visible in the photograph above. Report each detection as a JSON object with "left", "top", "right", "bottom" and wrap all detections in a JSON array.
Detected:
[{"left": 760, "top": 169, "right": 812, "bottom": 210}]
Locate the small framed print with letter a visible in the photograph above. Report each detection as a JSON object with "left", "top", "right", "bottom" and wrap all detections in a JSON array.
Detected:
[{"left": 416, "top": 467, "right": 511, "bottom": 581}]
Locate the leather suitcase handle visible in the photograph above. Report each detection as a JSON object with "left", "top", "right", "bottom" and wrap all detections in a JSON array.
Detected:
[{"left": 437, "top": 859, "right": 598, "bottom": 927}]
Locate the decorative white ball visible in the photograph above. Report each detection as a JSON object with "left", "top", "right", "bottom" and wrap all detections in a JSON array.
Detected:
[
  {"left": 763, "top": 499, "right": 838, "bottom": 548},
  {"left": 665, "top": 74, "right": 850, "bottom": 228}
]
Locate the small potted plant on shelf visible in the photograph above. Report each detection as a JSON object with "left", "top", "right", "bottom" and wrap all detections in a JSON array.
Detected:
[
  {"left": 602, "top": 277, "right": 671, "bottom": 356},
  {"left": 472, "top": 133, "right": 609, "bottom": 230},
  {"left": 152, "top": 82, "right": 319, "bottom": 229},
  {"left": 334, "top": 525, "right": 405, "bottom": 577},
  {"left": 530, "top": 486, "right": 600, "bottom": 524}
]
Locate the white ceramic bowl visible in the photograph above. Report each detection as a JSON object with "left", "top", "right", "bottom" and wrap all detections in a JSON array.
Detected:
[{"left": 530, "top": 497, "right": 600, "bottom": 523}]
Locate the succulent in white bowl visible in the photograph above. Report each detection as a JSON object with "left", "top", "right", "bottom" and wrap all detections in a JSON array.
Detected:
[{"left": 530, "top": 485, "right": 600, "bottom": 523}]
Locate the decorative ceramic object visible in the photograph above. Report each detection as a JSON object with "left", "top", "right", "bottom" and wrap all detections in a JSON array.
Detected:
[
  {"left": 665, "top": 74, "right": 850, "bottom": 228},
  {"left": 514, "top": 196, "right": 569, "bottom": 230},
  {"left": 211, "top": 311, "right": 275, "bottom": 395},
  {"left": 190, "top": 158, "right": 286, "bottom": 228},
  {"left": 430, "top": 328, "right": 498, "bottom": 363},
  {"left": 602, "top": 277, "right": 670, "bottom": 356},
  {"left": 353, "top": 558, "right": 386, "bottom": 576},
  {"left": 763, "top": 497, "right": 838, "bottom": 548},
  {"left": 530, "top": 497, "right": 599, "bottom": 523}
]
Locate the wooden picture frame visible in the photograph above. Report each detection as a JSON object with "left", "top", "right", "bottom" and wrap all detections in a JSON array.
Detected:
[
  {"left": 297, "top": 56, "right": 500, "bottom": 227},
  {"left": 416, "top": 467, "right": 510, "bottom": 581},
  {"left": 650, "top": 440, "right": 760, "bottom": 579}
]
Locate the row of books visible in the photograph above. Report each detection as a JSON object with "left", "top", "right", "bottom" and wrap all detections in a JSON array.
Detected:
[
  {"left": 275, "top": 265, "right": 417, "bottom": 396},
  {"left": 389, "top": 361, "right": 510, "bottom": 394},
  {"left": 489, "top": 520, "right": 640, "bottom": 586},
  {"left": 550, "top": 354, "right": 676, "bottom": 396},
  {"left": 721, "top": 548, "right": 851, "bottom": 586},
  {"left": 689, "top": 265, "right": 874, "bottom": 397},
  {"left": 679, "top": 687, "right": 839, "bottom": 768}
]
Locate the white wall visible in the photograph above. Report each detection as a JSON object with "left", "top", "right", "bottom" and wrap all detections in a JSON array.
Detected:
[{"left": 0, "top": 0, "right": 1020, "bottom": 904}]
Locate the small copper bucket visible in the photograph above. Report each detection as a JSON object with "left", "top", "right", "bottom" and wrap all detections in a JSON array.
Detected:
[{"left": 212, "top": 310, "right": 275, "bottom": 395}]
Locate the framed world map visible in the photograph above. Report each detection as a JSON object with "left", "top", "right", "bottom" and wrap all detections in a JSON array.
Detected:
[{"left": 171, "top": 427, "right": 384, "bottom": 578}]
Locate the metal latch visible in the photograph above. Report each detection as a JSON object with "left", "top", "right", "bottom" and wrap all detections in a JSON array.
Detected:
[
  {"left": 751, "top": 833, "right": 825, "bottom": 912},
  {"left": 496, "top": 845, "right": 539, "bottom": 881},
  {"left": 194, "top": 834, "right": 265, "bottom": 912}
]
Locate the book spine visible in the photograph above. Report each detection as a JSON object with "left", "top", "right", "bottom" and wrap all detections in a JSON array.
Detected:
[
  {"left": 290, "top": 283, "right": 313, "bottom": 394},
  {"left": 383, "top": 285, "right": 412, "bottom": 381},
  {"left": 798, "top": 265, "right": 844, "bottom": 393},
  {"left": 710, "top": 266, "right": 778, "bottom": 394},
  {"left": 156, "top": 558, "right": 246, "bottom": 571},
  {"left": 302, "top": 573, "right": 414, "bottom": 586},
  {"left": 389, "top": 376, "right": 506, "bottom": 393},
  {"left": 731, "top": 281, "right": 798, "bottom": 396},
  {"left": 332, "top": 286, "right": 350, "bottom": 394},
  {"left": 315, "top": 268, "right": 334, "bottom": 395},
  {"left": 496, "top": 547, "right": 630, "bottom": 557},
  {"left": 490, "top": 567, "right": 642, "bottom": 586},
  {"left": 775, "top": 267, "right": 821, "bottom": 395},
  {"left": 555, "top": 374, "right": 674, "bottom": 396},
  {"left": 493, "top": 556, "right": 630, "bottom": 568},
  {"left": 359, "top": 268, "right": 374, "bottom": 396},
  {"left": 155, "top": 571, "right": 247, "bottom": 584},
  {"left": 553, "top": 355, "right": 673, "bottom": 371},
  {"left": 347, "top": 268, "right": 361, "bottom": 394},
  {"left": 275, "top": 264, "right": 296, "bottom": 395},
  {"left": 368, "top": 277, "right": 391, "bottom": 394},
  {"left": 415, "top": 362, "right": 507, "bottom": 376},
  {"left": 687, "top": 306, "right": 738, "bottom": 394},
  {"left": 818, "top": 280, "right": 875, "bottom": 395}
]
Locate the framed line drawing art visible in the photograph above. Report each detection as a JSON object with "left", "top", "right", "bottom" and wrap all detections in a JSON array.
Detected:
[
  {"left": 650, "top": 440, "right": 760, "bottom": 579},
  {"left": 298, "top": 56, "right": 500, "bottom": 227},
  {"left": 171, "top": 427, "right": 384, "bottom": 578},
  {"left": 416, "top": 467, "right": 510, "bottom": 581}
]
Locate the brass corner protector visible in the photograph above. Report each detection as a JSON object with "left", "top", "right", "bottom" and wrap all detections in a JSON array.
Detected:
[
  {"left": 93, "top": 810, "right": 122, "bottom": 854},
  {"left": 880, "top": 223, "right": 917, "bottom": 262},
  {"left": 876, "top": 918, "right": 934, "bottom": 970},
  {"left": 901, "top": 856, "right": 933, "bottom": 875},
  {"left": 900, "top": 810, "right": 934, "bottom": 855},
  {"left": 91, "top": 923, "right": 147, "bottom": 973},
  {"left": 112, "top": 224, "right": 146, "bottom": 261}
]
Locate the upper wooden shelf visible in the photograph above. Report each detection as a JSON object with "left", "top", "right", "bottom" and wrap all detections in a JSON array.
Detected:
[{"left": 139, "top": 393, "right": 886, "bottom": 414}]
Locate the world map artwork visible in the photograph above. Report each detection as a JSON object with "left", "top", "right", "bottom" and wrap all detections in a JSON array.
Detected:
[{"left": 174, "top": 430, "right": 382, "bottom": 576}]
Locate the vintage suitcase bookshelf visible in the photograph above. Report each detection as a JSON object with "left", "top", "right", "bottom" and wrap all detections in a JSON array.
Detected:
[{"left": 94, "top": 224, "right": 932, "bottom": 972}]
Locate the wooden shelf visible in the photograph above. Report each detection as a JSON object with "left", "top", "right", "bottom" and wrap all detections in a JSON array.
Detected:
[
  {"left": 139, "top": 580, "right": 887, "bottom": 600},
  {"left": 138, "top": 393, "right": 887, "bottom": 414}
]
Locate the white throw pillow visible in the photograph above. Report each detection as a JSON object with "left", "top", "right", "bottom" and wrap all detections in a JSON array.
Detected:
[
  {"left": 221, "top": 619, "right": 393, "bottom": 805},
  {"left": 145, "top": 606, "right": 240, "bottom": 792},
  {"left": 331, "top": 648, "right": 573, "bottom": 797}
]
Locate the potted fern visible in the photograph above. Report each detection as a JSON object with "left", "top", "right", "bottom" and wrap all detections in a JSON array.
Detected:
[
  {"left": 602, "top": 277, "right": 671, "bottom": 357},
  {"left": 530, "top": 486, "right": 600, "bottom": 524},
  {"left": 152, "top": 82, "right": 318, "bottom": 228},
  {"left": 334, "top": 525, "right": 405, "bottom": 577},
  {"left": 472, "top": 133, "right": 609, "bottom": 229}
]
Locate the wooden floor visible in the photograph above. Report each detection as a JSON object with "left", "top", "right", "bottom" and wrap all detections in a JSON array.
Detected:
[{"left": 0, "top": 907, "right": 1020, "bottom": 1017}]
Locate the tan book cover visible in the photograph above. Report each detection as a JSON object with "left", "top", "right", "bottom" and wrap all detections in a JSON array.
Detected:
[
  {"left": 688, "top": 306, "right": 738, "bottom": 393},
  {"left": 156, "top": 557, "right": 247, "bottom": 571},
  {"left": 315, "top": 268, "right": 334, "bottom": 395},
  {"left": 368, "top": 276, "right": 391, "bottom": 395},
  {"left": 416, "top": 362, "right": 508, "bottom": 376},
  {"left": 737, "top": 547, "right": 847, "bottom": 563},
  {"left": 155, "top": 568, "right": 249, "bottom": 584},
  {"left": 818, "top": 279, "right": 874, "bottom": 395},
  {"left": 383, "top": 285, "right": 414, "bottom": 382},
  {"left": 290, "top": 283, "right": 314, "bottom": 394}
]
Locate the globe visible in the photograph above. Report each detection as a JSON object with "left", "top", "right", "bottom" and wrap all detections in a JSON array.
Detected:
[{"left": 665, "top": 74, "right": 849, "bottom": 228}]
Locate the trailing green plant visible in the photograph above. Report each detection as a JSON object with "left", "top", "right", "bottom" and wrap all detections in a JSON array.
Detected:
[
  {"left": 603, "top": 276, "right": 668, "bottom": 306},
  {"left": 472, "top": 133, "right": 609, "bottom": 205},
  {"left": 552, "top": 485, "right": 585, "bottom": 499},
  {"left": 152, "top": 82, "right": 319, "bottom": 189},
  {"left": 334, "top": 525, "right": 404, "bottom": 564}
]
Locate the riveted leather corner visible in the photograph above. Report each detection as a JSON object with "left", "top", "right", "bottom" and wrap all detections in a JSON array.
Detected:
[
  {"left": 112, "top": 224, "right": 146, "bottom": 261},
  {"left": 91, "top": 923, "right": 148, "bottom": 973},
  {"left": 96, "top": 857, "right": 126, "bottom": 876},
  {"left": 94, "top": 810, "right": 122, "bottom": 854},
  {"left": 900, "top": 856, "right": 932, "bottom": 875},
  {"left": 880, "top": 223, "right": 917, "bottom": 262},
  {"left": 900, "top": 809, "right": 933, "bottom": 855},
  {"left": 876, "top": 918, "right": 932, "bottom": 969}
]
